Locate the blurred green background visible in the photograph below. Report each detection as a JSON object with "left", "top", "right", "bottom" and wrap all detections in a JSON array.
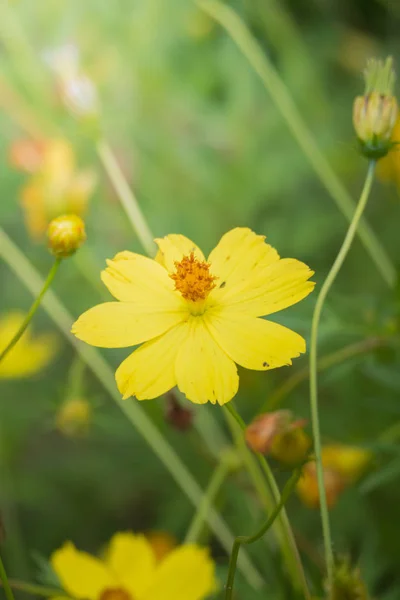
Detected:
[{"left": 1, "top": 0, "right": 400, "bottom": 598}]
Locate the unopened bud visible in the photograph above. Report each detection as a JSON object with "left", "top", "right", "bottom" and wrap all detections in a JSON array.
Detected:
[
  {"left": 296, "top": 462, "right": 345, "bottom": 509},
  {"left": 353, "top": 57, "right": 398, "bottom": 159},
  {"left": 245, "top": 410, "right": 291, "bottom": 454},
  {"left": 56, "top": 397, "right": 91, "bottom": 437},
  {"left": 165, "top": 392, "right": 193, "bottom": 431},
  {"left": 270, "top": 421, "right": 311, "bottom": 467},
  {"left": 47, "top": 214, "right": 86, "bottom": 258},
  {"left": 327, "top": 557, "right": 369, "bottom": 600}
]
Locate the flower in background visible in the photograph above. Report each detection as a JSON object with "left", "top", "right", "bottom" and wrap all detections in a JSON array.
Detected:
[
  {"left": 245, "top": 410, "right": 311, "bottom": 466},
  {"left": 376, "top": 114, "right": 400, "bottom": 190},
  {"left": 51, "top": 531, "right": 217, "bottom": 600},
  {"left": 72, "top": 228, "right": 315, "bottom": 405},
  {"left": 43, "top": 43, "right": 99, "bottom": 118},
  {"left": 56, "top": 397, "right": 91, "bottom": 437},
  {"left": 10, "top": 138, "right": 96, "bottom": 240},
  {"left": 0, "top": 311, "right": 57, "bottom": 379},
  {"left": 296, "top": 444, "right": 372, "bottom": 509}
]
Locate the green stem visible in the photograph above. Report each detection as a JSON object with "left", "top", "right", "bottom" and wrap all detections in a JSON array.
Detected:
[
  {"left": 224, "top": 404, "right": 310, "bottom": 599},
  {"left": 262, "top": 336, "right": 384, "bottom": 412},
  {"left": 0, "top": 553, "right": 15, "bottom": 600},
  {"left": 196, "top": 0, "right": 396, "bottom": 288},
  {"left": 1, "top": 580, "right": 64, "bottom": 598},
  {"left": 0, "top": 258, "right": 61, "bottom": 364},
  {"left": 225, "top": 467, "right": 302, "bottom": 600},
  {"left": 185, "top": 456, "right": 231, "bottom": 543},
  {"left": 0, "top": 227, "right": 263, "bottom": 591},
  {"left": 309, "top": 161, "right": 376, "bottom": 587},
  {"left": 96, "top": 140, "right": 156, "bottom": 257}
]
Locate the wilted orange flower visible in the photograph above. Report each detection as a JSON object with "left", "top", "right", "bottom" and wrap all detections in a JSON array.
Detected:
[
  {"left": 296, "top": 444, "right": 372, "bottom": 509},
  {"left": 10, "top": 138, "right": 96, "bottom": 240}
]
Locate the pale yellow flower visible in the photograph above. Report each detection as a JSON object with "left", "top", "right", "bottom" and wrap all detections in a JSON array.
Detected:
[
  {"left": 13, "top": 138, "right": 96, "bottom": 240},
  {"left": 51, "top": 531, "right": 216, "bottom": 600},
  {"left": 0, "top": 311, "right": 56, "bottom": 379},
  {"left": 72, "top": 228, "right": 314, "bottom": 405}
]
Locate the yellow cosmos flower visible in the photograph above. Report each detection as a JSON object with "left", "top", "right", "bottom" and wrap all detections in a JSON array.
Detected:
[
  {"left": 51, "top": 531, "right": 216, "bottom": 600},
  {"left": 72, "top": 228, "right": 315, "bottom": 405},
  {"left": 0, "top": 311, "right": 57, "bottom": 379}
]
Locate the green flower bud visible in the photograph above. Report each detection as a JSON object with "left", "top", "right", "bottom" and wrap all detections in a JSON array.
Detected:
[{"left": 47, "top": 214, "right": 86, "bottom": 258}]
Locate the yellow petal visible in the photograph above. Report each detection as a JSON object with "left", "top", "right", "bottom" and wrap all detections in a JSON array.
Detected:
[
  {"left": 72, "top": 302, "right": 187, "bottom": 348},
  {"left": 105, "top": 532, "right": 156, "bottom": 598},
  {"left": 142, "top": 545, "right": 217, "bottom": 600},
  {"left": 207, "top": 227, "right": 279, "bottom": 299},
  {"left": 175, "top": 317, "right": 238, "bottom": 405},
  {"left": 51, "top": 542, "right": 115, "bottom": 600},
  {"left": 115, "top": 323, "right": 188, "bottom": 400},
  {"left": 0, "top": 312, "right": 57, "bottom": 379},
  {"left": 207, "top": 228, "right": 314, "bottom": 317},
  {"left": 154, "top": 234, "right": 205, "bottom": 272},
  {"left": 205, "top": 310, "right": 305, "bottom": 370},
  {"left": 101, "top": 252, "right": 185, "bottom": 307}
]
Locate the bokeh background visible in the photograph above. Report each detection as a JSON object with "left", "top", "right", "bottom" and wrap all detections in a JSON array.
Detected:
[{"left": 1, "top": 0, "right": 400, "bottom": 598}]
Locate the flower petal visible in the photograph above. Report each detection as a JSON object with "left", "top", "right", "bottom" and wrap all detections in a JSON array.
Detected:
[
  {"left": 175, "top": 317, "right": 238, "bottom": 405},
  {"left": 155, "top": 234, "right": 205, "bottom": 272},
  {"left": 207, "top": 228, "right": 314, "bottom": 316},
  {"left": 105, "top": 532, "right": 156, "bottom": 598},
  {"left": 142, "top": 545, "right": 217, "bottom": 600},
  {"left": 51, "top": 542, "right": 115, "bottom": 600},
  {"left": 101, "top": 252, "right": 184, "bottom": 307},
  {"left": 207, "top": 227, "right": 279, "bottom": 298},
  {"left": 72, "top": 302, "right": 187, "bottom": 348},
  {"left": 115, "top": 323, "right": 189, "bottom": 400},
  {"left": 220, "top": 258, "right": 315, "bottom": 316},
  {"left": 205, "top": 310, "right": 306, "bottom": 370}
]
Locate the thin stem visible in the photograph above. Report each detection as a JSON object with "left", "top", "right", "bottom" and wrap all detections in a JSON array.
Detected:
[
  {"left": 196, "top": 0, "right": 396, "bottom": 288},
  {"left": 0, "top": 553, "right": 15, "bottom": 600},
  {"left": 224, "top": 404, "right": 310, "bottom": 599},
  {"left": 185, "top": 457, "right": 231, "bottom": 543},
  {"left": 0, "top": 258, "right": 61, "bottom": 364},
  {"left": 0, "top": 227, "right": 263, "bottom": 591},
  {"left": 96, "top": 140, "right": 156, "bottom": 257},
  {"left": 262, "top": 336, "right": 384, "bottom": 412},
  {"left": 309, "top": 161, "right": 376, "bottom": 587},
  {"left": 1, "top": 580, "right": 64, "bottom": 598},
  {"left": 225, "top": 467, "right": 302, "bottom": 600}
]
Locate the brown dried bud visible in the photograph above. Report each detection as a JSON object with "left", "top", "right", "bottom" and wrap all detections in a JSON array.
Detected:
[
  {"left": 245, "top": 410, "right": 291, "bottom": 454},
  {"left": 47, "top": 214, "right": 86, "bottom": 258},
  {"left": 165, "top": 392, "right": 193, "bottom": 431}
]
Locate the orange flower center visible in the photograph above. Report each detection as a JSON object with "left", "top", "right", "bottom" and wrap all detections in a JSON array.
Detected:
[
  {"left": 170, "top": 252, "right": 217, "bottom": 302},
  {"left": 99, "top": 588, "right": 132, "bottom": 600}
]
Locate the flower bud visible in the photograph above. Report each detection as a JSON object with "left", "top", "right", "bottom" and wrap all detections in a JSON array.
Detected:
[
  {"left": 56, "top": 397, "right": 91, "bottom": 437},
  {"left": 353, "top": 57, "right": 398, "bottom": 159},
  {"left": 270, "top": 421, "right": 312, "bottom": 467},
  {"left": 245, "top": 410, "right": 291, "bottom": 454},
  {"left": 327, "top": 557, "right": 369, "bottom": 600},
  {"left": 47, "top": 214, "right": 86, "bottom": 258},
  {"left": 296, "top": 462, "right": 345, "bottom": 509}
]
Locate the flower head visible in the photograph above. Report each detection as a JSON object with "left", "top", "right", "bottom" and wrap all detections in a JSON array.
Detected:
[
  {"left": 296, "top": 444, "right": 372, "bottom": 509},
  {"left": 51, "top": 531, "right": 216, "bottom": 600},
  {"left": 353, "top": 57, "right": 398, "bottom": 159},
  {"left": 56, "top": 397, "right": 91, "bottom": 437},
  {"left": 72, "top": 228, "right": 315, "bottom": 405},
  {"left": 0, "top": 311, "right": 57, "bottom": 379},
  {"left": 47, "top": 214, "right": 87, "bottom": 258}
]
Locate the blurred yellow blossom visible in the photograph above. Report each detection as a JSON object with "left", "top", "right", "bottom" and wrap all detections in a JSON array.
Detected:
[
  {"left": 296, "top": 444, "right": 372, "bottom": 509},
  {"left": 72, "top": 228, "right": 315, "bottom": 405},
  {"left": 56, "top": 397, "right": 91, "bottom": 437},
  {"left": 11, "top": 138, "right": 96, "bottom": 240},
  {"left": 51, "top": 531, "right": 217, "bottom": 600},
  {"left": 0, "top": 311, "right": 57, "bottom": 379}
]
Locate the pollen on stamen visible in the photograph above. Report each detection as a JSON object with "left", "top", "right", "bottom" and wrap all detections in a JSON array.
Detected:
[{"left": 170, "top": 252, "right": 217, "bottom": 301}]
